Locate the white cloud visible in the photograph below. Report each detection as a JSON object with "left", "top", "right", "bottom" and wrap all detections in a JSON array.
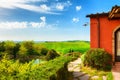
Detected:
[
  {"left": 55, "top": 1, "right": 72, "bottom": 11},
  {"left": 27, "top": 0, "right": 47, "bottom": 2},
  {"left": 40, "top": 16, "right": 46, "bottom": 22},
  {"left": 66, "top": 1, "right": 72, "bottom": 6},
  {"left": 0, "top": 0, "right": 58, "bottom": 14},
  {"left": 56, "top": 3, "right": 64, "bottom": 10},
  {"left": 72, "top": 17, "right": 79, "bottom": 23},
  {"left": 0, "top": 0, "right": 47, "bottom": 9},
  {"left": 30, "top": 16, "right": 57, "bottom": 30},
  {"left": 30, "top": 16, "right": 46, "bottom": 28},
  {"left": 30, "top": 22, "right": 46, "bottom": 28},
  {"left": 76, "top": 6, "right": 82, "bottom": 11},
  {"left": 0, "top": 16, "right": 57, "bottom": 30},
  {"left": 0, "top": 0, "right": 47, "bottom": 4},
  {"left": 0, "top": 22, "right": 27, "bottom": 29},
  {"left": 40, "top": 4, "right": 50, "bottom": 11},
  {"left": 0, "top": 0, "right": 72, "bottom": 14}
]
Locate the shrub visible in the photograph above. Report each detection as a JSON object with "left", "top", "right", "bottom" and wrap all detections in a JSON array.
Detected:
[
  {"left": 82, "top": 48, "right": 112, "bottom": 70},
  {"left": 46, "top": 49, "right": 60, "bottom": 60},
  {"left": 68, "top": 49, "right": 74, "bottom": 53},
  {"left": 81, "top": 53, "right": 86, "bottom": 63},
  {"left": 0, "top": 56, "right": 73, "bottom": 80},
  {"left": 107, "top": 72, "right": 113, "bottom": 80},
  {"left": 40, "top": 48, "right": 49, "bottom": 55},
  {"left": 65, "top": 52, "right": 81, "bottom": 58}
]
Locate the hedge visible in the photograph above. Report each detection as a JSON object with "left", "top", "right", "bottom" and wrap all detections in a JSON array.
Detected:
[{"left": 0, "top": 56, "right": 74, "bottom": 80}]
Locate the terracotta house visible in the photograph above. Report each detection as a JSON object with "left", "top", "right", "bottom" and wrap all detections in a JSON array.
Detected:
[{"left": 87, "top": 5, "right": 120, "bottom": 62}]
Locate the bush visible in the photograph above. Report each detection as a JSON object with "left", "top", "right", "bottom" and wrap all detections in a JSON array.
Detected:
[
  {"left": 107, "top": 72, "right": 113, "bottom": 80},
  {"left": 65, "top": 52, "right": 81, "bottom": 58},
  {"left": 0, "top": 56, "right": 73, "bottom": 80},
  {"left": 81, "top": 53, "right": 86, "bottom": 63},
  {"left": 40, "top": 48, "right": 49, "bottom": 55},
  {"left": 46, "top": 49, "right": 60, "bottom": 60},
  {"left": 82, "top": 48, "right": 112, "bottom": 70}
]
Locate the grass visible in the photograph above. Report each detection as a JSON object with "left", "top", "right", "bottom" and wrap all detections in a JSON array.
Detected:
[
  {"left": 39, "top": 41, "right": 90, "bottom": 55},
  {"left": 81, "top": 66, "right": 113, "bottom": 80},
  {"left": 106, "top": 72, "right": 113, "bottom": 80}
]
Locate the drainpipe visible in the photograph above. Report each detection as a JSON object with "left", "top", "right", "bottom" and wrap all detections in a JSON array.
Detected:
[{"left": 97, "top": 15, "right": 100, "bottom": 48}]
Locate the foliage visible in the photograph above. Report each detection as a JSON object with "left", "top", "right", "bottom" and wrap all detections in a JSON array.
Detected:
[
  {"left": 81, "top": 52, "right": 86, "bottom": 63},
  {"left": 0, "top": 55, "right": 73, "bottom": 80},
  {"left": 106, "top": 72, "right": 113, "bottom": 80},
  {"left": 0, "top": 42, "right": 5, "bottom": 52},
  {"left": 21, "top": 41, "right": 35, "bottom": 55},
  {"left": 13, "top": 43, "right": 20, "bottom": 59},
  {"left": 25, "top": 56, "right": 73, "bottom": 80},
  {"left": 82, "top": 48, "right": 112, "bottom": 70},
  {"left": 40, "top": 48, "right": 49, "bottom": 55},
  {"left": 0, "top": 40, "right": 89, "bottom": 62},
  {"left": 65, "top": 52, "right": 81, "bottom": 58},
  {"left": 81, "top": 66, "right": 112, "bottom": 80},
  {"left": 46, "top": 49, "right": 60, "bottom": 60},
  {"left": 4, "top": 41, "right": 16, "bottom": 58}
]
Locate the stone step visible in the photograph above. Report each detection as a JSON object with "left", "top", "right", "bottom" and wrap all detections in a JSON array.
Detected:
[
  {"left": 115, "top": 63, "right": 120, "bottom": 64},
  {"left": 73, "top": 72, "right": 86, "bottom": 78},
  {"left": 112, "top": 69, "right": 120, "bottom": 72},
  {"left": 114, "top": 62, "right": 120, "bottom": 65},
  {"left": 78, "top": 74, "right": 90, "bottom": 80},
  {"left": 112, "top": 72, "right": 120, "bottom": 80},
  {"left": 73, "top": 78, "right": 78, "bottom": 80},
  {"left": 114, "top": 64, "right": 120, "bottom": 66},
  {"left": 115, "top": 62, "right": 120, "bottom": 63},
  {"left": 112, "top": 63, "right": 120, "bottom": 72},
  {"left": 113, "top": 67, "right": 120, "bottom": 69},
  {"left": 73, "top": 67, "right": 81, "bottom": 72},
  {"left": 112, "top": 62, "right": 120, "bottom": 80},
  {"left": 113, "top": 65, "right": 120, "bottom": 67},
  {"left": 68, "top": 58, "right": 90, "bottom": 80}
]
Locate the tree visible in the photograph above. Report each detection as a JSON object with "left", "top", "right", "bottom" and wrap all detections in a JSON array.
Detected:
[
  {"left": 22, "top": 41, "right": 35, "bottom": 55},
  {"left": 13, "top": 43, "right": 20, "bottom": 59},
  {"left": 4, "top": 41, "right": 16, "bottom": 56},
  {"left": 0, "top": 41, "right": 5, "bottom": 52},
  {"left": 46, "top": 49, "right": 60, "bottom": 60}
]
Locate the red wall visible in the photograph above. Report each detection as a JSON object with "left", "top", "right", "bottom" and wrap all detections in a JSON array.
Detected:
[{"left": 90, "top": 16, "right": 120, "bottom": 55}]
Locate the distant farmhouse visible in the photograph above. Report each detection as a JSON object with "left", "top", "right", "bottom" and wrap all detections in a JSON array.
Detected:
[{"left": 87, "top": 5, "right": 120, "bottom": 62}]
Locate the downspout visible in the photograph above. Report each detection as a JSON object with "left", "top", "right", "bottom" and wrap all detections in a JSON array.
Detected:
[{"left": 97, "top": 15, "right": 100, "bottom": 48}]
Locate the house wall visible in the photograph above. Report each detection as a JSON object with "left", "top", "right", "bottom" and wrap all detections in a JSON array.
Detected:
[
  {"left": 90, "top": 18, "right": 99, "bottom": 48},
  {"left": 90, "top": 16, "right": 120, "bottom": 57}
]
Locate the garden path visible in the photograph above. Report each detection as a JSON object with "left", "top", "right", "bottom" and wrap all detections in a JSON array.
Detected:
[{"left": 68, "top": 58, "right": 90, "bottom": 80}]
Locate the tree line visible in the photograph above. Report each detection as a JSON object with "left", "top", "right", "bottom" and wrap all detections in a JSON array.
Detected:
[{"left": 0, "top": 41, "right": 59, "bottom": 62}]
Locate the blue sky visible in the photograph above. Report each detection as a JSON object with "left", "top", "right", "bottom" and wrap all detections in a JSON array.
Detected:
[{"left": 0, "top": 0, "right": 120, "bottom": 41}]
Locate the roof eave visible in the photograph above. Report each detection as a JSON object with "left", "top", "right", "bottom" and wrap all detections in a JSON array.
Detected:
[{"left": 86, "top": 13, "right": 109, "bottom": 18}]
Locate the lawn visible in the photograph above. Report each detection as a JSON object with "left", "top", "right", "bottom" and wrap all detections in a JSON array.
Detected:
[{"left": 39, "top": 40, "right": 90, "bottom": 55}]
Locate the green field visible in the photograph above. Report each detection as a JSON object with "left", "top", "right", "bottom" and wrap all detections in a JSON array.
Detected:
[{"left": 39, "top": 41, "right": 90, "bottom": 55}]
